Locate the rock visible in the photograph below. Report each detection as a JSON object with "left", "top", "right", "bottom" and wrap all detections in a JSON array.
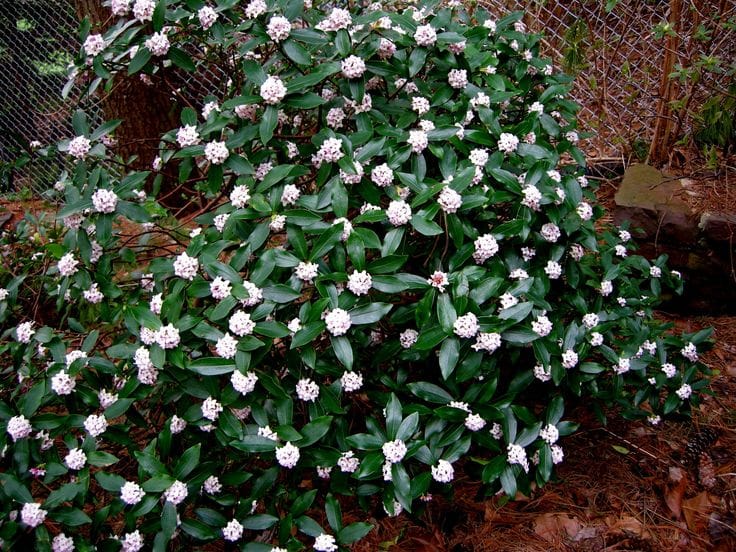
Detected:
[
  {"left": 699, "top": 211, "right": 736, "bottom": 243},
  {"left": 613, "top": 163, "right": 698, "bottom": 244}
]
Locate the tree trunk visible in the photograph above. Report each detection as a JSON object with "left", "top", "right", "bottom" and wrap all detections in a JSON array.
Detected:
[
  {"left": 72, "top": 0, "right": 180, "bottom": 175},
  {"left": 648, "top": 0, "right": 682, "bottom": 166}
]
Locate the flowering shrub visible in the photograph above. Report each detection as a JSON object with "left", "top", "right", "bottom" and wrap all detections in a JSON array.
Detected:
[{"left": 0, "top": 1, "right": 714, "bottom": 550}]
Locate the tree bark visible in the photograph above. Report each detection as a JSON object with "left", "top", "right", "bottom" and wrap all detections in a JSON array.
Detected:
[
  {"left": 648, "top": 0, "right": 682, "bottom": 166},
  {"left": 72, "top": 0, "right": 180, "bottom": 174}
]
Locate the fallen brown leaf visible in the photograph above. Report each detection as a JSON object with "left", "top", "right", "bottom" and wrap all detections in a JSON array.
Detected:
[
  {"left": 665, "top": 467, "right": 688, "bottom": 519},
  {"left": 533, "top": 513, "right": 582, "bottom": 542},
  {"left": 682, "top": 491, "right": 720, "bottom": 534}
]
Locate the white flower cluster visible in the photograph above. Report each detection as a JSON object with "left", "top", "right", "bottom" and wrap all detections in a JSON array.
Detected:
[
  {"left": 465, "top": 413, "right": 486, "bottom": 431},
  {"left": 324, "top": 308, "right": 351, "bottom": 336},
  {"left": 561, "top": 349, "right": 578, "bottom": 369},
  {"left": 176, "top": 125, "right": 200, "bottom": 147},
  {"left": 163, "top": 480, "right": 188, "bottom": 505},
  {"left": 448, "top": 68, "right": 468, "bottom": 88},
  {"left": 387, "top": 200, "right": 412, "bottom": 226},
  {"left": 281, "top": 183, "right": 301, "bottom": 206},
  {"left": 245, "top": 0, "right": 267, "bottom": 18},
  {"left": 296, "top": 378, "right": 320, "bottom": 402},
  {"left": 347, "top": 270, "right": 372, "bottom": 295},
  {"left": 507, "top": 443, "right": 529, "bottom": 473},
  {"left": 7, "top": 415, "right": 33, "bottom": 441},
  {"left": 173, "top": 252, "right": 198, "bottom": 280},
  {"left": 340, "top": 371, "right": 363, "bottom": 392},
  {"left": 120, "top": 530, "right": 144, "bottom": 552},
  {"left": 400, "top": 329, "right": 419, "bottom": 348},
  {"left": 260, "top": 75, "right": 287, "bottom": 104},
  {"left": 681, "top": 342, "right": 698, "bottom": 362},
  {"left": 276, "top": 442, "right": 300, "bottom": 468},
  {"left": 201, "top": 396, "right": 223, "bottom": 421},
  {"left": 120, "top": 481, "right": 146, "bottom": 505},
  {"left": 438, "top": 186, "right": 462, "bottom": 213},
  {"left": 68, "top": 136, "right": 91, "bottom": 159},
  {"left": 51, "top": 370, "right": 76, "bottom": 395},
  {"left": 521, "top": 185, "right": 542, "bottom": 211},
  {"left": 210, "top": 276, "right": 232, "bottom": 300},
  {"left": 229, "top": 310, "right": 255, "bottom": 336},
  {"left": 21, "top": 502, "right": 47, "bottom": 528},
  {"left": 133, "top": 0, "right": 155, "bottom": 22},
  {"left": 155, "top": 323, "right": 180, "bottom": 349},
  {"left": 498, "top": 133, "right": 519, "bottom": 154},
  {"left": 145, "top": 32, "right": 170, "bottom": 56},
  {"left": 540, "top": 223, "right": 561, "bottom": 242},
  {"left": 215, "top": 333, "right": 238, "bottom": 359},
  {"left": 414, "top": 24, "right": 437, "bottom": 46},
  {"left": 453, "top": 312, "right": 479, "bottom": 338},
  {"left": 338, "top": 451, "right": 360, "bottom": 473},
  {"left": 473, "top": 234, "right": 498, "bottom": 263},
  {"left": 231, "top": 371, "right": 258, "bottom": 395},
  {"left": 539, "top": 424, "right": 559, "bottom": 445},
  {"left": 407, "top": 129, "right": 428, "bottom": 153},
  {"left": 295, "top": 261, "right": 319, "bottom": 282},
  {"left": 471, "top": 332, "right": 501, "bottom": 353},
  {"left": 316, "top": 7, "right": 352, "bottom": 31},
  {"left": 16, "top": 321, "right": 35, "bottom": 343},
  {"left": 84, "top": 414, "right": 107, "bottom": 437},
  {"left": 317, "top": 137, "right": 344, "bottom": 163},
  {"left": 382, "top": 439, "right": 407, "bottom": 463},
  {"left": 676, "top": 383, "right": 692, "bottom": 400},
  {"left": 52, "top": 533, "right": 75, "bottom": 552},
  {"left": 371, "top": 163, "right": 394, "bottom": 187},
  {"left": 314, "top": 533, "right": 339, "bottom": 552},
  {"left": 341, "top": 55, "right": 366, "bottom": 78},
  {"left": 112, "top": 0, "right": 131, "bottom": 17},
  {"left": 203, "top": 475, "right": 222, "bottom": 494},
  {"left": 431, "top": 459, "right": 454, "bottom": 483},
  {"left": 223, "top": 519, "right": 243, "bottom": 542},
  {"left": 427, "top": 270, "right": 449, "bottom": 292},
  {"left": 241, "top": 280, "right": 263, "bottom": 307},
  {"left": 266, "top": 15, "right": 291, "bottom": 42},
  {"left": 198, "top": 6, "right": 218, "bottom": 29},
  {"left": 84, "top": 34, "right": 105, "bottom": 56},
  {"left": 204, "top": 140, "right": 229, "bottom": 164},
  {"left": 532, "top": 314, "right": 553, "bottom": 337}
]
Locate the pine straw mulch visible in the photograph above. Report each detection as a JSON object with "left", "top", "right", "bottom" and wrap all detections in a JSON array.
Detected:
[{"left": 353, "top": 315, "right": 736, "bottom": 552}]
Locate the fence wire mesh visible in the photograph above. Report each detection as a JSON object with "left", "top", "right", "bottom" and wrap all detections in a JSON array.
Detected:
[
  {"left": 0, "top": 1, "right": 734, "bottom": 197},
  {"left": 0, "top": 0, "right": 98, "bottom": 195},
  {"left": 482, "top": 0, "right": 736, "bottom": 162}
]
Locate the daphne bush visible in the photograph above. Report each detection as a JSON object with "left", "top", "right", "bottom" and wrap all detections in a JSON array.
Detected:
[{"left": 0, "top": 1, "right": 713, "bottom": 550}]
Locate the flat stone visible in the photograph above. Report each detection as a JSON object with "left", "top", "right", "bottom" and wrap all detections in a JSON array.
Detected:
[
  {"left": 699, "top": 211, "right": 736, "bottom": 243},
  {"left": 613, "top": 164, "right": 698, "bottom": 244}
]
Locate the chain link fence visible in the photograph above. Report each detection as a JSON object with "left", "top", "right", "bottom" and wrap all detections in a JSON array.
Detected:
[
  {"left": 0, "top": 0, "right": 98, "bottom": 195},
  {"left": 483, "top": 0, "right": 736, "bottom": 162},
  {"left": 1, "top": 1, "right": 734, "bottom": 196}
]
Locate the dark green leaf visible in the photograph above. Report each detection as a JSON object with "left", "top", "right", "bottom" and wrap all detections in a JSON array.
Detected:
[
  {"left": 331, "top": 336, "right": 353, "bottom": 369},
  {"left": 189, "top": 357, "right": 236, "bottom": 376},
  {"left": 260, "top": 106, "right": 278, "bottom": 145},
  {"left": 439, "top": 337, "right": 460, "bottom": 379}
]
